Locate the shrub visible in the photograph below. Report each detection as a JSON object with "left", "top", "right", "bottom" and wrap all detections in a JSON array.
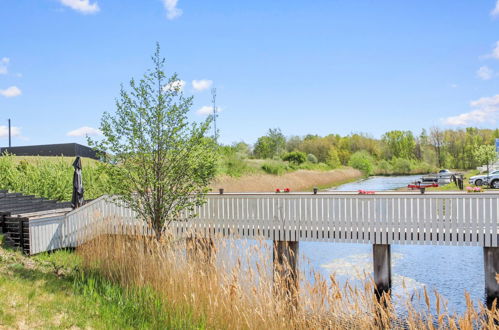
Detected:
[
  {"left": 0, "top": 154, "right": 116, "bottom": 201},
  {"left": 376, "top": 159, "right": 392, "bottom": 175},
  {"left": 391, "top": 158, "right": 412, "bottom": 174},
  {"left": 307, "top": 154, "right": 318, "bottom": 164},
  {"left": 261, "top": 161, "right": 290, "bottom": 175},
  {"left": 282, "top": 151, "right": 307, "bottom": 165},
  {"left": 348, "top": 151, "right": 374, "bottom": 175}
]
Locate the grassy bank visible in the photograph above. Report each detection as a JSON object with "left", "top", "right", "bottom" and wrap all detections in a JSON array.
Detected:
[
  {"left": 0, "top": 235, "right": 201, "bottom": 329},
  {"left": 3, "top": 231, "right": 499, "bottom": 328},
  {"left": 211, "top": 167, "right": 362, "bottom": 192}
]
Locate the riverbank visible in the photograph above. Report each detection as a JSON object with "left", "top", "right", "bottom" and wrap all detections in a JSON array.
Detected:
[
  {"left": 0, "top": 235, "right": 200, "bottom": 328},
  {"left": 211, "top": 167, "right": 362, "bottom": 192}
]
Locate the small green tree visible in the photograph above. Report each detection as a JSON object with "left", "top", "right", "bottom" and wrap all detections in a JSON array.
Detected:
[
  {"left": 327, "top": 148, "right": 341, "bottom": 169},
  {"left": 89, "top": 44, "right": 218, "bottom": 239},
  {"left": 307, "top": 153, "right": 318, "bottom": 164},
  {"left": 348, "top": 151, "right": 374, "bottom": 175},
  {"left": 253, "top": 128, "right": 286, "bottom": 159},
  {"left": 282, "top": 151, "right": 307, "bottom": 165},
  {"left": 473, "top": 145, "right": 497, "bottom": 174}
]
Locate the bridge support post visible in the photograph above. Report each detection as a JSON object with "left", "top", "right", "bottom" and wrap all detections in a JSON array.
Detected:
[
  {"left": 484, "top": 247, "right": 499, "bottom": 308},
  {"left": 273, "top": 241, "right": 299, "bottom": 303},
  {"left": 373, "top": 244, "right": 391, "bottom": 297}
]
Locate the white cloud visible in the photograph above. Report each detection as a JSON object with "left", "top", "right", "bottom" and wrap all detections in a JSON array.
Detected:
[
  {"left": 162, "top": 0, "right": 182, "bottom": 20},
  {"left": 488, "top": 41, "right": 499, "bottom": 59},
  {"left": 0, "top": 125, "right": 21, "bottom": 138},
  {"left": 196, "top": 105, "right": 222, "bottom": 115},
  {"left": 67, "top": 126, "right": 102, "bottom": 137},
  {"left": 450, "top": 83, "right": 458, "bottom": 88},
  {"left": 162, "top": 79, "right": 185, "bottom": 92},
  {"left": 192, "top": 79, "right": 213, "bottom": 92},
  {"left": 59, "top": 0, "right": 100, "bottom": 14},
  {"left": 492, "top": 0, "right": 499, "bottom": 17},
  {"left": 0, "top": 86, "right": 22, "bottom": 98},
  {"left": 477, "top": 66, "right": 494, "bottom": 80},
  {"left": 0, "top": 57, "right": 10, "bottom": 75},
  {"left": 443, "top": 94, "right": 499, "bottom": 126}
]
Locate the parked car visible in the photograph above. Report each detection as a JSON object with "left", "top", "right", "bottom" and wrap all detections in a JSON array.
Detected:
[
  {"left": 469, "top": 170, "right": 499, "bottom": 186},
  {"left": 421, "top": 169, "right": 455, "bottom": 185},
  {"left": 483, "top": 172, "right": 499, "bottom": 189}
]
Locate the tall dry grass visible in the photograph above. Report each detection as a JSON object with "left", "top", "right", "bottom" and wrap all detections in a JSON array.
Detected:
[
  {"left": 77, "top": 219, "right": 499, "bottom": 329},
  {"left": 211, "top": 168, "right": 362, "bottom": 193}
]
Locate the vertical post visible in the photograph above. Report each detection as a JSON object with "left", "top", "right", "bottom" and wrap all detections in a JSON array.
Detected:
[
  {"left": 484, "top": 247, "right": 499, "bottom": 308},
  {"left": 373, "top": 244, "right": 391, "bottom": 297},
  {"left": 18, "top": 217, "right": 24, "bottom": 253},
  {"left": 8, "top": 118, "right": 11, "bottom": 147},
  {"left": 273, "top": 240, "right": 299, "bottom": 302}
]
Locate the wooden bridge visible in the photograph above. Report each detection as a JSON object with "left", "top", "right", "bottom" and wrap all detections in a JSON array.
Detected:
[{"left": 12, "top": 191, "right": 499, "bottom": 304}]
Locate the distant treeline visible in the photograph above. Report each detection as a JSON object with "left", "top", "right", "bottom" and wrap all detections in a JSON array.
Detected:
[{"left": 221, "top": 127, "right": 499, "bottom": 175}]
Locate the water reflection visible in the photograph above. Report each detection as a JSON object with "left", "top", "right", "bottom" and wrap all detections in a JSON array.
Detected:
[{"left": 297, "top": 175, "right": 485, "bottom": 314}]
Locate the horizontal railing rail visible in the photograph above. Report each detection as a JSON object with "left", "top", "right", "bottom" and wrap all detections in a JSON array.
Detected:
[{"left": 27, "top": 192, "right": 498, "bottom": 253}]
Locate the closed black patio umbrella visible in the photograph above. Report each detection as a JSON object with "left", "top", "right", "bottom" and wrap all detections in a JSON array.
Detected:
[{"left": 71, "top": 156, "right": 84, "bottom": 209}]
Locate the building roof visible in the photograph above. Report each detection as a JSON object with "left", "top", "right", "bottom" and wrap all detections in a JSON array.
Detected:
[{"left": 0, "top": 143, "right": 99, "bottom": 160}]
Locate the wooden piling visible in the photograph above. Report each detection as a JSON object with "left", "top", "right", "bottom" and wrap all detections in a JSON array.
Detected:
[
  {"left": 273, "top": 241, "right": 299, "bottom": 301},
  {"left": 373, "top": 244, "right": 391, "bottom": 297},
  {"left": 484, "top": 247, "right": 499, "bottom": 308}
]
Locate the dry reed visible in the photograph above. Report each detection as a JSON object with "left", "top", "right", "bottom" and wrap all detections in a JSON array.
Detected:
[
  {"left": 211, "top": 168, "right": 362, "bottom": 193},
  {"left": 77, "top": 218, "right": 499, "bottom": 329}
]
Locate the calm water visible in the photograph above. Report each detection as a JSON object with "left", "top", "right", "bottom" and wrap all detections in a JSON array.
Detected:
[{"left": 299, "top": 175, "right": 483, "bottom": 314}]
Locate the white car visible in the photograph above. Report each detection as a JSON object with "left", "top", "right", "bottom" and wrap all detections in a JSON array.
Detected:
[
  {"left": 483, "top": 172, "right": 499, "bottom": 189},
  {"left": 469, "top": 170, "right": 499, "bottom": 186}
]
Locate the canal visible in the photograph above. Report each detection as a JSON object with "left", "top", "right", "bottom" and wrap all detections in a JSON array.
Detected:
[{"left": 298, "top": 175, "right": 483, "bottom": 314}]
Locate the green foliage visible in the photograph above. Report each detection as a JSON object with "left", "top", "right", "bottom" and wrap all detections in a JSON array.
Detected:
[
  {"left": 0, "top": 243, "right": 201, "bottom": 329},
  {"left": 0, "top": 154, "right": 115, "bottom": 201},
  {"left": 382, "top": 130, "right": 416, "bottom": 159},
  {"left": 297, "top": 137, "right": 334, "bottom": 162},
  {"left": 261, "top": 161, "right": 290, "bottom": 175},
  {"left": 218, "top": 145, "right": 255, "bottom": 177},
  {"left": 307, "top": 153, "right": 318, "bottom": 164},
  {"left": 473, "top": 145, "right": 497, "bottom": 172},
  {"left": 390, "top": 158, "right": 412, "bottom": 174},
  {"left": 348, "top": 151, "right": 374, "bottom": 175},
  {"left": 376, "top": 159, "right": 392, "bottom": 175},
  {"left": 73, "top": 271, "right": 200, "bottom": 329},
  {"left": 282, "top": 151, "right": 307, "bottom": 165},
  {"left": 327, "top": 148, "right": 341, "bottom": 169},
  {"left": 253, "top": 128, "right": 286, "bottom": 159},
  {"left": 88, "top": 44, "right": 217, "bottom": 238}
]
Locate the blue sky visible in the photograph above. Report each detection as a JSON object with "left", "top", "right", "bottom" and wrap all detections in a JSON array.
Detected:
[{"left": 1, "top": 0, "right": 499, "bottom": 146}]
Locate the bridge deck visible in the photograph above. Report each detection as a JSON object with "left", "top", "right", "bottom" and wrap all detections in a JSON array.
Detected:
[{"left": 25, "top": 192, "right": 499, "bottom": 254}]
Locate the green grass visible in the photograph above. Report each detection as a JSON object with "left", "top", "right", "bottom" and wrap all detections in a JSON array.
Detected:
[
  {"left": 0, "top": 154, "right": 117, "bottom": 201},
  {"left": 0, "top": 235, "right": 203, "bottom": 329},
  {"left": 424, "top": 169, "right": 490, "bottom": 192}
]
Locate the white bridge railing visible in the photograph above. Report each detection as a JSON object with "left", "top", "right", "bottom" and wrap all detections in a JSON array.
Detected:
[{"left": 29, "top": 191, "right": 499, "bottom": 254}]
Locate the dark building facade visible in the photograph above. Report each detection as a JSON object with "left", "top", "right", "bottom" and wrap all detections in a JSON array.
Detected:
[{"left": 0, "top": 143, "right": 99, "bottom": 160}]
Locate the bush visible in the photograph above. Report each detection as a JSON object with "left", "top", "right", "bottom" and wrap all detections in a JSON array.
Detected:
[
  {"left": 282, "top": 151, "right": 307, "bottom": 165},
  {"left": 218, "top": 146, "right": 254, "bottom": 177},
  {"left": 376, "top": 159, "right": 392, "bottom": 175},
  {"left": 411, "top": 161, "right": 436, "bottom": 174},
  {"left": 307, "top": 154, "right": 318, "bottom": 164},
  {"left": 348, "top": 151, "right": 374, "bottom": 175},
  {"left": 261, "top": 161, "right": 290, "bottom": 175},
  {"left": 391, "top": 158, "right": 412, "bottom": 174}
]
